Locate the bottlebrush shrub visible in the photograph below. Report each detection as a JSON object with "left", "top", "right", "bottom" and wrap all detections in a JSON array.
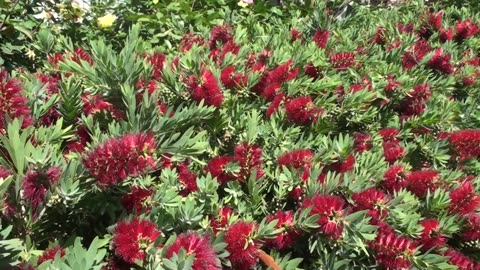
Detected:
[{"left": 1, "top": 3, "right": 480, "bottom": 270}]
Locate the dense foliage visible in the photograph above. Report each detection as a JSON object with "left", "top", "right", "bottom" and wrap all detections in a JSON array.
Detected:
[{"left": 1, "top": 0, "right": 480, "bottom": 269}]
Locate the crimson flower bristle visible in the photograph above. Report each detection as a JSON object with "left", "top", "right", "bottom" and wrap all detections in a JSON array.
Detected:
[
  {"left": 82, "top": 132, "right": 156, "bottom": 187},
  {"left": 166, "top": 232, "right": 220, "bottom": 270},
  {"left": 224, "top": 221, "right": 259, "bottom": 270},
  {"left": 112, "top": 218, "right": 161, "bottom": 264}
]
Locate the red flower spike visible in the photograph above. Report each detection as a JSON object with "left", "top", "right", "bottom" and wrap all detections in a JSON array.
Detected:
[
  {"left": 372, "top": 27, "right": 387, "bottom": 45},
  {"left": 146, "top": 52, "right": 166, "bottom": 80},
  {"left": 428, "top": 11, "right": 443, "bottom": 30},
  {"left": 330, "top": 52, "right": 356, "bottom": 71},
  {"left": 166, "top": 232, "right": 220, "bottom": 270},
  {"left": 266, "top": 92, "right": 285, "bottom": 118},
  {"left": 448, "top": 130, "right": 480, "bottom": 161},
  {"left": 329, "top": 154, "right": 355, "bottom": 173},
  {"left": 179, "top": 33, "right": 205, "bottom": 52},
  {"left": 265, "top": 210, "right": 300, "bottom": 250},
  {"left": 278, "top": 149, "right": 314, "bottom": 181},
  {"left": 418, "top": 219, "right": 447, "bottom": 251},
  {"left": 383, "top": 165, "right": 408, "bottom": 193},
  {"left": 440, "top": 28, "right": 454, "bottom": 42},
  {"left": 304, "top": 62, "right": 321, "bottom": 80},
  {"left": 205, "top": 155, "right": 235, "bottom": 184},
  {"left": 112, "top": 218, "right": 161, "bottom": 264},
  {"left": 428, "top": 48, "right": 454, "bottom": 74},
  {"left": 185, "top": 69, "right": 224, "bottom": 108},
  {"left": 353, "top": 132, "right": 373, "bottom": 153},
  {"left": 448, "top": 182, "right": 480, "bottom": 215},
  {"left": 38, "top": 246, "right": 66, "bottom": 264},
  {"left": 220, "top": 66, "right": 247, "bottom": 90},
  {"left": 455, "top": 19, "right": 479, "bottom": 42},
  {"left": 379, "top": 128, "right": 400, "bottom": 143},
  {"left": 121, "top": 186, "right": 153, "bottom": 214},
  {"left": 313, "top": 29, "right": 330, "bottom": 49},
  {"left": 82, "top": 133, "right": 156, "bottom": 187},
  {"left": 352, "top": 188, "right": 390, "bottom": 221},
  {"left": 22, "top": 167, "right": 62, "bottom": 215},
  {"left": 210, "top": 206, "right": 233, "bottom": 234},
  {"left": 382, "top": 142, "right": 406, "bottom": 164},
  {"left": 406, "top": 170, "right": 440, "bottom": 197},
  {"left": 285, "top": 96, "right": 323, "bottom": 126},
  {"left": 302, "top": 194, "right": 345, "bottom": 240},
  {"left": 177, "top": 162, "right": 198, "bottom": 196},
  {"left": 462, "top": 214, "right": 480, "bottom": 241},
  {"left": 234, "top": 142, "right": 263, "bottom": 181},
  {"left": 290, "top": 29, "right": 303, "bottom": 42},
  {"left": 369, "top": 230, "right": 417, "bottom": 269},
  {"left": 0, "top": 69, "right": 33, "bottom": 130},
  {"left": 209, "top": 24, "right": 233, "bottom": 49},
  {"left": 402, "top": 40, "right": 431, "bottom": 70},
  {"left": 445, "top": 248, "right": 477, "bottom": 270},
  {"left": 71, "top": 48, "right": 94, "bottom": 66},
  {"left": 224, "top": 221, "right": 259, "bottom": 270}
]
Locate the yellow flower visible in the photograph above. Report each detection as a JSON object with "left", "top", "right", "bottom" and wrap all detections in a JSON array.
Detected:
[{"left": 97, "top": 14, "right": 117, "bottom": 29}]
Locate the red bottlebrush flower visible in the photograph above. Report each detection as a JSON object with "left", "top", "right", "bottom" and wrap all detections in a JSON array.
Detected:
[
  {"left": 383, "top": 165, "right": 408, "bottom": 193},
  {"left": 265, "top": 210, "right": 300, "bottom": 250},
  {"left": 329, "top": 52, "right": 356, "bottom": 71},
  {"left": 220, "top": 66, "right": 247, "bottom": 90},
  {"left": 179, "top": 32, "right": 205, "bottom": 52},
  {"left": 112, "top": 218, "right": 161, "bottom": 264},
  {"left": 418, "top": 219, "right": 446, "bottom": 252},
  {"left": 428, "top": 48, "right": 454, "bottom": 74},
  {"left": 48, "top": 53, "right": 64, "bottom": 68},
  {"left": 428, "top": 11, "right": 443, "bottom": 30},
  {"left": 313, "top": 29, "right": 330, "bottom": 49},
  {"left": 455, "top": 19, "right": 479, "bottom": 42},
  {"left": 303, "top": 194, "right": 345, "bottom": 240},
  {"left": 406, "top": 170, "right": 440, "bottom": 197},
  {"left": 445, "top": 248, "right": 477, "bottom": 270},
  {"left": 177, "top": 162, "right": 198, "bottom": 196},
  {"left": 210, "top": 206, "right": 233, "bottom": 234},
  {"left": 290, "top": 29, "right": 302, "bottom": 42},
  {"left": 166, "top": 232, "right": 220, "bottom": 270},
  {"left": 234, "top": 142, "right": 263, "bottom": 181},
  {"left": 266, "top": 92, "right": 285, "bottom": 118},
  {"left": 448, "top": 182, "right": 480, "bottom": 215},
  {"left": 352, "top": 188, "right": 390, "bottom": 223},
  {"left": 372, "top": 27, "right": 387, "bottom": 45},
  {"left": 82, "top": 94, "right": 122, "bottom": 119},
  {"left": 440, "top": 28, "right": 454, "bottom": 42},
  {"left": 398, "top": 22, "right": 415, "bottom": 34},
  {"left": 369, "top": 230, "right": 417, "bottom": 270},
  {"left": 462, "top": 214, "right": 480, "bottom": 241},
  {"left": 209, "top": 40, "right": 240, "bottom": 65},
  {"left": 22, "top": 167, "right": 62, "bottom": 214},
  {"left": 71, "top": 48, "right": 94, "bottom": 66},
  {"left": 329, "top": 154, "right": 355, "bottom": 173},
  {"left": 0, "top": 69, "right": 33, "bottom": 129},
  {"left": 353, "top": 132, "right": 372, "bottom": 153},
  {"left": 304, "top": 62, "right": 321, "bottom": 80},
  {"left": 65, "top": 126, "right": 91, "bottom": 154},
  {"left": 278, "top": 149, "right": 314, "bottom": 181},
  {"left": 205, "top": 155, "right": 235, "bottom": 184},
  {"left": 121, "top": 186, "right": 153, "bottom": 214},
  {"left": 146, "top": 52, "right": 166, "bottom": 80},
  {"left": 285, "top": 96, "right": 323, "bottom": 125},
  {"left": 410, "top": 83, "right": 432, "bottom": 100},
  {"left": 402, "top": 40, "right": 431, "bottom": 70},
  {"left": 185, "top": 69, "right": 224, "bottom": 108},
  {"left": 36, "top": 74, "right": 59, "bottom": 95},
  {"left": 0, "top": 166, "right": 10, "bottom": 179},
  {"left": 225, "top": 221, "right": 259, "bottom": 270},
  {"left": 38, "top": 246, "right": 66, "bottom": 264},
  {"left": 448, "top": 130, "right": 480, "bottom": 161},
  {"left": 383, "top": 142, "right": 405, "bottom": 164},
  {"left": 209, "top": 24, "right": 233, "bottom": 49},
  {"left": 82, "top": 133, "right": 156, "bottom": 187},
  {"left": 261, "top": 60, "right": 299, "bottom": 100},
  {"left": 288, "top": 185, "right": 305, "bottom": 202}
]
